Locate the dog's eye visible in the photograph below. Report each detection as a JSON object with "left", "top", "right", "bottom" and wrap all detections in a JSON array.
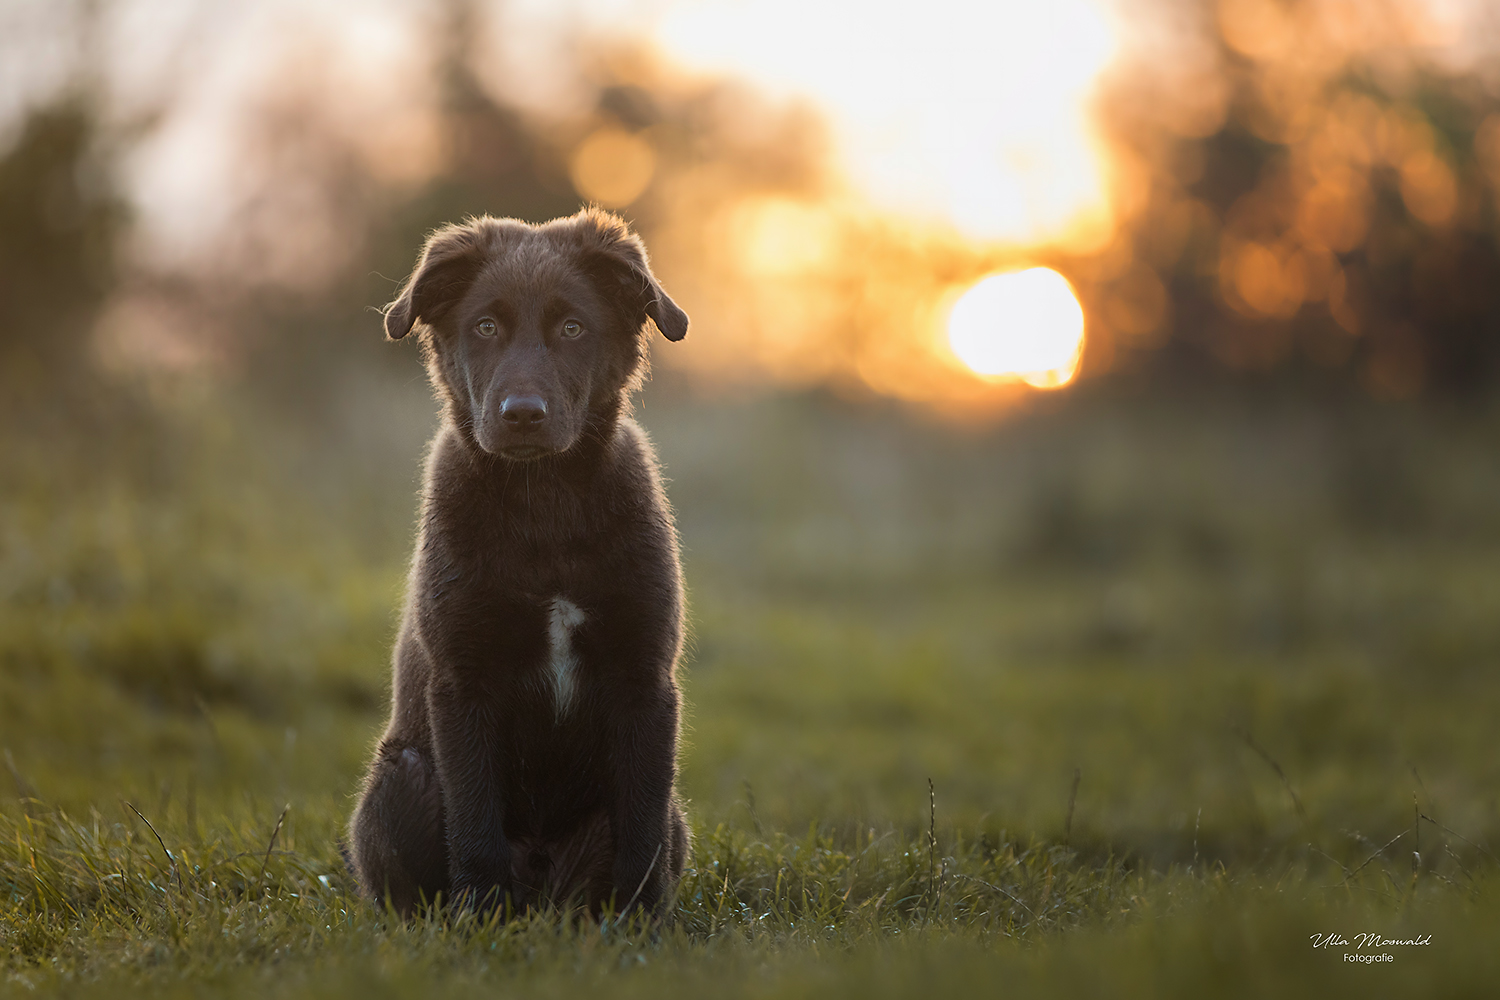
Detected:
[
  {"left": 561, "top": 320, "right": 583, "bottom": 339},
  {"left": 476, "top": 318, "right": 498, "bottom": 338}
]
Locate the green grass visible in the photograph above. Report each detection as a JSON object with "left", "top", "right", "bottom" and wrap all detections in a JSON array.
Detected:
[
  {"left": 3, "top": 381, "right": 1498, "bottom": 995},
  {"left": 5, "top": 799, "right": 1497, "bottom": 998}
]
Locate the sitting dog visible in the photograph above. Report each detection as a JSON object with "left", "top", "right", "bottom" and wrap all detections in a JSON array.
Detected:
[{"left": 348, "top": 208, "right": 690, "bottom": 918}]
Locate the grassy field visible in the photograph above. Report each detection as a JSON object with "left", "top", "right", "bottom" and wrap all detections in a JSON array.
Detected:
[{"left": 3, "top": 374, "right": 1498, "bottom": 996}]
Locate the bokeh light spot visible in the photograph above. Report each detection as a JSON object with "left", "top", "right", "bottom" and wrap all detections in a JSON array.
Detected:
[
  {"left": 947, "top": 268, "right": 1086, "bottom": 388},
  {"left": 568, "top": 127, "right": 656, "bottom": 207}
]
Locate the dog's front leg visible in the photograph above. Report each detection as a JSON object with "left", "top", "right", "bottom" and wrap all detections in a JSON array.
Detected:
[
  {"left": 608, "top": 681, "right": 681, "bottom": 917},
  {"left": 428, "top": 677, "right": 513, "bottom": 912}
]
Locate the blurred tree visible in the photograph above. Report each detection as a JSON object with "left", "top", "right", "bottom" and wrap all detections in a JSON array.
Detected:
[
  {"left": 1092, "top": 2, "right": 1500, "bottom": 402},
  {"left": 0, "top": 98, "right": 126, "bottom": 399},
  {"left": 0, "top": 95, "right": 170, "bottom": 493}
]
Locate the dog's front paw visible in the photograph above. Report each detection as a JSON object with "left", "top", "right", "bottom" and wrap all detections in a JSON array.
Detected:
[
  {"left": 450, "top": 864, "right": 513, "bottom": 914},
  {"left": 613, "top": 852, "right": 667, "bottom": 917}
]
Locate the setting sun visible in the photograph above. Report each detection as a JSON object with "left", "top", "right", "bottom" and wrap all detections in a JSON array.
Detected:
[{"left": 947, "top": 268, "right": 1086, "bottom": 388}]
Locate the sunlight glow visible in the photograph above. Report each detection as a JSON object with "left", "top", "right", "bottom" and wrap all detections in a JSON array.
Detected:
[
  {"left": 652, "top": 0, "right": 1119, "bottom": 245},
  {"left": 732, "top": 197, "right": 839, "bottom": 275},
  {"left": 947, "top": 269, "right": 1085, "bottom": 388},
  {"left": 569, "top": 126, "right": 657, "bottom": 206}
]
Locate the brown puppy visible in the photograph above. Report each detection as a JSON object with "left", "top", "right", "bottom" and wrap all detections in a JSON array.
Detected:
[{"left": 348, "top": 208, "right": 690, "bottom": 918}]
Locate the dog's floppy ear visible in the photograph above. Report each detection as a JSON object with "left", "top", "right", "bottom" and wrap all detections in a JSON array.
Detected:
[
  {"left": 384, "top": 223, "right": 491, "bottom": 341},
  {"left": 574, "top": 209, "right": 689, "bottom": 342}
]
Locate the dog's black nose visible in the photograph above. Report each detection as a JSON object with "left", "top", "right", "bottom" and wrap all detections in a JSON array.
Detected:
[{"left": 501, "top": 395, "right": 548, "bottom": 430}]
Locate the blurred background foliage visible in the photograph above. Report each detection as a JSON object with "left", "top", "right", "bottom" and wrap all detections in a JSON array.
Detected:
[
  {"left": 2, "top": 1, "right": 1498, "bottom": 407},
  {"left": 1091, "top": 0, "right": 1500, "bottom": 399},
  {"left": 1, "top": 0, "right": 1499, "bottom": 990}
]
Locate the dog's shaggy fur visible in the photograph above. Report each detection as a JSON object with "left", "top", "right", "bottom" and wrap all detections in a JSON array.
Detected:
[{"left": 348, "top": 209, "right": 690, "bottom": 918}]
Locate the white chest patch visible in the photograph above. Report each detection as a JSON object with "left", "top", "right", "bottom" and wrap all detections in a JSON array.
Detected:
[{"left": 546, "top": 597, "right": 586, "bottom": 719}]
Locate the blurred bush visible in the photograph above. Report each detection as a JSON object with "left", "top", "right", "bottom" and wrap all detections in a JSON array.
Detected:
[
  {"left": 1091, "top": 0, "right": 1500, "bottom": 398},
  {"left": 0, "top": 98, "right": 127, "bottom": 410}
]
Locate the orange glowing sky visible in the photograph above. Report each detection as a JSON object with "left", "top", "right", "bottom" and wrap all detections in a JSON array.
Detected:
[
  {"left": 80, "top": 0, "right": 1125, "bottom": 389},
  {"left": 6, "top": 0, "right": 1496, "bottom": 396},
  {"left": 636, "top": 0, "right": 1118, "bottom": 388},
  {"left": 648, "top": 0, "right": 1118, "bottom": 247}
]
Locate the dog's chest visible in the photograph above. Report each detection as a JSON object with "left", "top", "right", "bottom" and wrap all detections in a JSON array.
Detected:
[{"left": 543, "top": 596, "right": 587, "bottom": 719}]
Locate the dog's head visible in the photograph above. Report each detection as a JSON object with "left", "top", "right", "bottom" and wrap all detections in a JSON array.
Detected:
[{"left": 384, "top": 209, "right": 688, "bottom": 460}]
